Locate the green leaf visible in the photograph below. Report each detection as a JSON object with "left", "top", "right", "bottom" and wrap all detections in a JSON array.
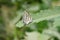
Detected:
[
  {"left": 16, "top": 6, "right": 60, "bottom": 28},
  {"left": 16, "top": 21, "right": 24, "bottom": 28},
  {"left": 54, "top": 16, "right": 60, "bottom": 27}
]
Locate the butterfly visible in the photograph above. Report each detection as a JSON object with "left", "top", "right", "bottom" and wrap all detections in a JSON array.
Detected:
[{"left": 22, "top": 10, "right": 32, "bottom": 25}]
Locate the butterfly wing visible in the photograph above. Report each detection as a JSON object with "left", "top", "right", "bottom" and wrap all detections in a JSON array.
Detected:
[{"left": 23, "top": 10, "right": 32, "bottom": 24}]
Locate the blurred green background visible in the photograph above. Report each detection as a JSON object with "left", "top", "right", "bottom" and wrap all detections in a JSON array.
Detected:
[{"left": 0, "top": 0, "right": 60, "bottom": 40}]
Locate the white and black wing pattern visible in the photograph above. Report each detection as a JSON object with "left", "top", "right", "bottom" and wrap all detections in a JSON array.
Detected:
[{"left": 23, "top": 10, "right": 32, "bottom": 25}]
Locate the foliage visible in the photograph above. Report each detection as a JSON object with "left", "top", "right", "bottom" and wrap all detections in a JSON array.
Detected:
[{"left": 0, "top": 0, "right": 60, "bottom": 40}]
